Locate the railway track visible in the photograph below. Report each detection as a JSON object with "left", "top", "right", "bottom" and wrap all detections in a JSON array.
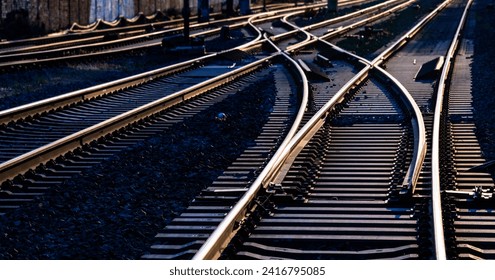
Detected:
[
  {"left": 0, "top": 0, "right": 329, "bottom": 222},
  {"left": 138, "top": 0, "right": 474, "bottom": 260},
  {"left": 142, "top": 0, "right": 437, "bottom": 259},
  {"left": 0, "top": 2, "right": 292, "bottom": 54},
  {"left": 0, "top": 0, "right": 380, "bottom": 72},
  {"left": 0, "top": 0, "right": 418, "bottom": 259},
  {"left": 0, "top": 0, "right": 400, "bottom": 175},
  {"left": 0, "top": 2, "right": 328, "bottom": 70},
  {"left": 0, "top": 0, "right": 488, "bottom": 260},
  {"left": 432, "top": 0, "right": 495, "bottom": 260},
  {"left": 0, "top": 3, "right": 376, "bottom": 175}
]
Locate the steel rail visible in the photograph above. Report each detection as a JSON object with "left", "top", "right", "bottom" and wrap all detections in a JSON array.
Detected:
[
  {"left": 275, "top": 0, "right": 408, "bottom": 45},
  {"left": 193, "top": 38, "right": 309, "bottom": 261},
  {"left": 192, "top": 0, "right": 460, "bottom": 259},
  {"left": 359, "top": 0, "right": 456, "bottom": 194},
  {"left": 0, "top": 0, "right": 386, "bottom": 125},
  {"left": 371, "top": 0, "right": 453, "bottom": 65},
  {"left": 266, "top": 0, "right": 431, "bottom": 195},
  {"left": 0, "top": 2, "right": 300, "bottom": 52},
  {"left": 372, "top": 64, "right": 426, "bottom": 196},
  {"left": 0, "top": 13, "right": 204, "bottom": 49},
  {"left": 0, "top": 0, "right": 372, "bottom": 65},
  {"left": 0, "top": 12, "right": 252, "bottom": 56},
  {"left": 0, "top": 3, "right": 329, "bottom": 62},
  {"left": 193, "top": 0, "right": 417, "bottom": 260},
  {"left": 193, "top": 53, "right": 368, "bottom": 260},
  {"left": 287, "top": 0, "right": 457, "bottom": 200},
  {"left": 238, "top": 0, "right": 375, "bottom": 52},
  {"left": 3, "top": 0, "right": 370, "bottom": 190},
  {"left": 280, "top": 0, "right": 416, "bottom": 52},
  {"left": 249, "top": 0, "right": 413, "bottom": 56},
  {"left": 0, "top": 10, "right": 275, "bottom": 124},
  {"left": 431, "top": 0, "right": 474, "bottom": 260},
  {"left": 303, "top": 0, "right": 405, "bottom": 32},
  {"left": 0, "top": 35, "right": 109, "bottom": 55},
  {"left": 365, "top": 0, "right": 454, "bottom": 195},
  {"left": 0, "top": 54, "right": 213, "bottom": 125},
  {"left": 0, "top": 20, "right": 247, "bottom": 63}
]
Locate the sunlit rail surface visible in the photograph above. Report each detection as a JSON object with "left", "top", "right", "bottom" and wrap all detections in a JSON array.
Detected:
[{"left": 0, "top": 0, "right": 493, "bottom": 260}]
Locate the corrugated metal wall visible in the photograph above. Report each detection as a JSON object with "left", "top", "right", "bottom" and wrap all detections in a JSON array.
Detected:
[
  {"left": 1, "top": 0, "right": 241, "bottom": 33},
  {"left": 89, "top": 0, "right": 135, "bottom": 23}
]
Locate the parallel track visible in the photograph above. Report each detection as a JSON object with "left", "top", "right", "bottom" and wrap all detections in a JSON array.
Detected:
[
  {"left": 187, "top": 0, "right": 473, "bottom": 260},
  {"left": 0, "top": 0, "right": 376, "bottom": 71},
  {"left": 146, "top": 0, "right": 432, "bottom": 260},
  {"left": 0, "top": 2, "right": 319, "bottom": 221},
  {"left": 432, "top": 0, "right": 495, "bottom": 260},
  {"left": 0, "top": 0, "right": 398, "bottom": 192},
  {"left": 0, "top": 2, "right": 293, "bottom": 54},
  {"left": 0, "top": 0, "right": 488, "bottom": 260}
]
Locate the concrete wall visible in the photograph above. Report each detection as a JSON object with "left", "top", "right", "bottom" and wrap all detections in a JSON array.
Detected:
[{"left": 1, "top": 0, "right": 242, "bottom": 34}]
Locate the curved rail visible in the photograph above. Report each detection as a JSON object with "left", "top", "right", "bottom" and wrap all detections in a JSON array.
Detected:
[
  {"left": 192, "top": 1, "right": 418, "bottom": 259},
  {"left": 431, "top": 0, "right": 474, "bottom": 260},
  {"left": 0, "top": 54, "right": 277, "bottom": 183},
  {"left": 192, "top": 0, "right": 465, "bottom": 259},
  {"left": 0, "top": 54, "right": 212, "bottom": 124},
  {"left": 302, "top": 42, "right": 426, "bottom": 198},
  {"left": 366, "top": 0, "right": 455, "bottom": 194},
  {"left": 373, "top": 65, "right": 426, "bottom": 195},
  {"left": 0, "top": 3, "right": 327, "bottom": 60},
  {"left": 0, "top": 10, "right": 279, "bottom": 124},
  {"left": 243, "top": 0, "right": 387, "bottom": 53},
  {"left": 0, "top": 2, "right": 300, "bottom": 53},
  {"left": 278, "top": 0, "right": 415, "bottom": 52}
]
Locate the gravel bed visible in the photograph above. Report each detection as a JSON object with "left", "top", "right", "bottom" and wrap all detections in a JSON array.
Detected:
[
  {"left": 292, "top": 0, "right": 382, "bottom": 27},
  {"left": 0, "top": 72, "right": 276, "bottom": 259}
]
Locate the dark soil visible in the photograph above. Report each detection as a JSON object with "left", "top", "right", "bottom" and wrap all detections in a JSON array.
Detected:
[
  {"left": 472, "top": 2, "right": 495, "bottom": 161},
  {"left": 334, "top": 0, "right": 444, "bottom": 59},
  {"left": 293, "top": 0, "right": 383, "bottom": 27},
  {"left": 0, "top": 33, "right": 249, "bottom": 111},
  {"left": 0, "top": 71, "right": 276, "bottom": 259},
  {"left": 0, "top": 9, "right": 45, "bottom": 40}
]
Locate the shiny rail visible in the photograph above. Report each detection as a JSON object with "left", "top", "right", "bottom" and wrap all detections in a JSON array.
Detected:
[
  {"left": 431, "top": 0, "right": 473, "bottom": 260},
  {"left": 192, "top": 0, "right": 462, "bottom": 259}
]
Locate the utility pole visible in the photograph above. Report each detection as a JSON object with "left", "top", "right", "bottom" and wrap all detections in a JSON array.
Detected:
[
  {"left": 328, "top": 0, "right": 337, "bottom": 12},
  {"left": 226, "top": 0, "right": 234, "bottom": 17},
  {"left": 183, "top": 0, "right": 190, "bottom": 41}
]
